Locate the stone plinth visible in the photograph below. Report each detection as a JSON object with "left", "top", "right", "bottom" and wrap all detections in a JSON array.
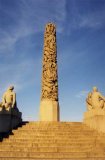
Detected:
[
  {"left": 0, "top": 110, "right": 11, "bottom": 132},
  {"left": 83, "top": 109, "right": 105, "bottom": 133},
  {"left": 11, "top": 108, "right": 22, "bottom": 129},
  {"left": 40, "top": 100, "right": 59, "bottom": 121},
  {"left": 0, "top": 108, "right": 22, "bottom": 133}
]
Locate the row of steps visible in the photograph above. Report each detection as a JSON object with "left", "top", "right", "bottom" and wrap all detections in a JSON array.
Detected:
[{"left": 0, "top": 122, "right": 105, "bottom": 159}]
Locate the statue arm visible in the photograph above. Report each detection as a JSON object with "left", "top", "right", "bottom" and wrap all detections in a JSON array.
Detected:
[
  {"left": 2, "top": 93, "right": 6, "bottom": 104},
  {"left": 86, "top": 92, "right": 92, "bottom": 105},
  {"left": 99, "top": 93, "right": 105, "bottom": 101},
  {"left": 12, "top": 93, "right": 16, "bottom": 108},
  {"left": 86, "top": 98, "right": 89, "bottom": 104}
]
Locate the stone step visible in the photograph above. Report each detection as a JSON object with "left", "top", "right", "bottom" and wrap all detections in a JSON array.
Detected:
[
  {"left": 17, "top": 129, "right": 93, "bottom": 133},
  {"left": 0, "top": 142, "right": 98, "bottom": 147},
  {"left": 0, "top": 121, "right": 105, "bottom": 160},
  {"left": 23, "top": 127, "right": 86, "bottom": 129},
  {"left": 9, "top": 134, "right": 99, "bottom": 139},
  {"left": 13, "top": 129, "right": 93, "bottom": 132},
  {"left": 0, "top": 151, "right": 105, "bottom": 158},
  {"left": 23, "top": 122, "right": 83, "bottom": 125},
  {"left": 0, "top": 144, "right": 100, "bottom": 152},
  {"left": 19, "top": 124, "right": 84, "bottom": 127},
  {"left": 12, "top": 131, "right": 98, "bottom": 136},
  {"left": 10, "top": 132, "right": 102, "bottom": 135},
  {"left": 0, "top": 143, "right": 96, "bottom": 148},
  {"left": 0, "top": 151, "right": 94, "bottom": 158},
  {"left": 23, "top": 125, "right": 85, "bottom": 128},
  {"left": 20, "top": 127, "right": 88, "bottom": 130},
  {"left": 21, "top": 126, "right": 86, "bottom": 129},
  {"left": 20, "top": 126, "right": 90, "bottom": 130},
  {"left": 15, "top": 123, "right": 94, "bottom": 127},
  {"left": 0, "top": 146, "right": 100, "bottom": 152},
  {"left": 8, "top": 136, "right": 99, "bottom": 141},
  {"left": 5, "top": 138, "right": 101, "bottom": 143},
  {"left": 20, "top": 127, "right": 89, "bottom": 130},
  {"left": 2, "top": 138, "right": 97, "bottom": 143},
  {"left": 0, "top": 144, "right": 100, "bottom": 150},
  {"left": 3, "top": 137, "right": 99, "bottom": 141},
  {"left": 6, "top": 131, "right": 98, "bottom": 136},
  {"left": 7, "top": 137, "right": 100, "bottom": 140},
  {"left": 0, "top": 158, "right": 105, "bottom": 160},
  {"left": 12, "top": 130, "right": 98, "bottom": 134},
  {"left": 16, "top": 125, "right": 93, "bottom": 129},
  {"left": 12, "top": 131, "right": 98, "bottom": 135}
]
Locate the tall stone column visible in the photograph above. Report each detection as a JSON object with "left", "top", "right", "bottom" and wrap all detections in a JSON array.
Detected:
[{"left": 39, "top": 23, "right": 60, "bottom": 121}]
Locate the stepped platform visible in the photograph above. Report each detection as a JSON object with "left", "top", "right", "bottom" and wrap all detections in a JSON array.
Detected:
[{"left": 0, "top": 121, "right": 105, "bottom": 160}]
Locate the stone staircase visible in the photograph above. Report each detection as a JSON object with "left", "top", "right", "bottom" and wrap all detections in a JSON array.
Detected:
[{"left": 0, "top": 122, "right": 105, "bottom": 160}]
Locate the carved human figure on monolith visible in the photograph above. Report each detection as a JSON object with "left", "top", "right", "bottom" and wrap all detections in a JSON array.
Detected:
[
  {"left": 0, "top": 86, "right": 17, "bottom": 111},
  {"left": 41, "top": 23, "right": 58, "bottom": 101},
  {"left": 40, "top": 23, "right": 60, "bottom": 121},
  {"left": 86, "top": 86, "right": 105, "bottom": 110}
]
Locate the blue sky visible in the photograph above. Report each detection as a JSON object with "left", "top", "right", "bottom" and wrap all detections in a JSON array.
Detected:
[{"left": 0, "top": 0, "right": 105, "bottom": 121}]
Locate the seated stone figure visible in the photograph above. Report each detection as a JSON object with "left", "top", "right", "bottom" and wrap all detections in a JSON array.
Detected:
[
  {"left": 0, "top": 86, "right": 16, "bottom": 111},
  {"left": 86, "top": 87, "right": 105, "bottom": 111}
]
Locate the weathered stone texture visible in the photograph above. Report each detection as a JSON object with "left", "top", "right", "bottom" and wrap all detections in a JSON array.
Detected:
[
  {"left": 41, "top": 23, "right": 58, "bottom": 101},
  {"left": 84, "top": 87, "right": 105, "bottom": 133}
]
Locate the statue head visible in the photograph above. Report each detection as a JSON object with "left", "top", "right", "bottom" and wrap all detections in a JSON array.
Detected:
[
  {"left": 93, "top": 86, "right": 98, "bottom": 92},
  {"left": 8, "top": 86, "right": 14, "bottom": 91}
]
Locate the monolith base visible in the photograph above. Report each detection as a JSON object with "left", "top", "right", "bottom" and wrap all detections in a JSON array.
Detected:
[{"left": 40, "top": 100, "right": 59, "bottom": 121}]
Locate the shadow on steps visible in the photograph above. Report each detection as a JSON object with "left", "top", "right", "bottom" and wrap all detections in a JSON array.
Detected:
[{"left": 0, "top": 121, "right": 29, "bottom": 142}]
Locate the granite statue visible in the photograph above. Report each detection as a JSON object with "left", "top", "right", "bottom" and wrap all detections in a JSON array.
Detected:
[
  {"left": 0, "top": 86, "right": 16, "bottom": 111},
  {"left": 86, "top": 86, "right": 105, "bottom": 111}
]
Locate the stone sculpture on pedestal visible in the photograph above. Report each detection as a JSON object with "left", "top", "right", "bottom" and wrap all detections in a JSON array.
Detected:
[
  {"left": 84, "top": 86, "right": 105, "bottom": 133},
  {"left": 86, "top": 86, "right": 105, "bottom": 111},
  {"left": 0, "top": 86, "right": 22, "bottom": 133},
  {"left": 0, "top": 86, "right": 17, "bottom": 111},
  {"left": 39, "top": 23, "right": 60, "bottom": 121}
]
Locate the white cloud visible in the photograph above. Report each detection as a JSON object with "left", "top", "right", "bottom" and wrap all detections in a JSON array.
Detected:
[
  {"left": 78, "top": 10, "right": 105, "bottom": 29},
  {"left": 76, "top": 90, "right": 89, "bottom": 98},
  {"left": 0, "top": 0, "right": 66, "bottom": 97},
  {"left": 0, "top": 0, "right": 67, "bottom": 101},
  {"left": 0, "top": 0, "right": 66, "bottom": 54},
  {"left": 66, "top": 2, "right": 105, "bottom": 34},
  {"left": 0, "top": 57, "right": 41, "bottom": 99}
]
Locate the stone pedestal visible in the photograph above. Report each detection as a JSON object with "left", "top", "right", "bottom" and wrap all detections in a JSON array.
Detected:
[
  {"left": 83, "top": 109, "right": 105, "bottom": 133},
  {"left": 0, "top": 108, "right": 22, "bottom": 133},
  {"left": 40, "top": 100, "right": 59, "bottom": 121},
  {"left": 0, "top": 110, "right": 11, "bottom": 133},
  {"left": 11, "top": 108, "right": 22, "bottom": 129}
]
